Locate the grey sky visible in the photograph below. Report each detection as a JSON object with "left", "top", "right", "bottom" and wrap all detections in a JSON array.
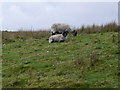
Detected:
[{"left": 1, "top": 2, "right": 118, "bottom": 31}]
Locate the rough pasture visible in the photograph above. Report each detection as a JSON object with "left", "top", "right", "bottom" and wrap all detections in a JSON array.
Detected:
[{"left": 2, "top": 31, "right": 119, "bottom": 88}]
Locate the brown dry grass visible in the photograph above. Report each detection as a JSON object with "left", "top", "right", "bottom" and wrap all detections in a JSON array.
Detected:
[{"left": 2, "top": 22, "right": 119, "bottom": 43}]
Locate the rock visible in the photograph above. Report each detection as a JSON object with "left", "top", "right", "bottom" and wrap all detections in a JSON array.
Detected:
[{"left": 23, "top": 61, "right": 31, "bottom": 64}]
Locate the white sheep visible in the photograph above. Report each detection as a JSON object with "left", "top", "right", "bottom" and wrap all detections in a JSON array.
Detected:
[
  {"left": 51, "top": 23, "right": 77, "bottom": 36},
  {"left": 49, "top": 32, "right": 67, "bottom": 43}
]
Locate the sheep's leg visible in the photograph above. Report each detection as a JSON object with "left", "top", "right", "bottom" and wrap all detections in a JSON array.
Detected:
[{"left": 60, "top": 40, "right": 65, "bottom": 42}]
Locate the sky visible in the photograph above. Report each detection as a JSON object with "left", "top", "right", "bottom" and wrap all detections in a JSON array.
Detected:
[{"left": 1, "top": 2, "right": 118, "bottom": 31}]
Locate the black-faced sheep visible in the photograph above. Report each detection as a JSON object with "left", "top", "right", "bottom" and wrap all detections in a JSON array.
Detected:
[
  {"left": 49, "top": 31, "right": 67, "bottom": 43},
  {"left": 51, "top": 23, "right": 77, "bottom": 36}
]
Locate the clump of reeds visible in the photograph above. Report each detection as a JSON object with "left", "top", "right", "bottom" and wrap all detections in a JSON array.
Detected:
[{"left": 77, "top": 22, "right": 119, "bottom": 34}]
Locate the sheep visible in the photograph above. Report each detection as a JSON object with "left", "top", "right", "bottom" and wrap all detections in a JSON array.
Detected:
[
  {"left": 49, "top": 31, "right": 67, "bottom": 43},
  {"left": 51, "top": 23, "right": 77, "bottom": 36}
]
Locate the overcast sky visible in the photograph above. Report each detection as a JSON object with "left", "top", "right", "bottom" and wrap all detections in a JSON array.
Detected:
[{"left": 1, "top": 2, "right": 118, "bottom": 31}]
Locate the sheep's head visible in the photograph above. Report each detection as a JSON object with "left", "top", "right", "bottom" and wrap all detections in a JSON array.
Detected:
[
  {"left": 71, "top": 30, "right": 77, "bottom": 36},
  {"left": 62, "top": 31, "right": 68, "bottom": 37},
  {"left": 51, "top": 32, "right": 56, "bottom": 35}
]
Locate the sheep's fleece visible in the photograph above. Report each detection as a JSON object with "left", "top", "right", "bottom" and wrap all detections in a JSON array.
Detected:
[
  {"left": 51, "top": 23, "right": 73, "bottom": 34},
  {"left": 49, "top": 34, "right": 66, "bottom": 43}
]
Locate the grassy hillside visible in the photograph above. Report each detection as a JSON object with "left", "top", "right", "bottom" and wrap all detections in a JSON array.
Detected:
[{"left": 2, "top": 31, "right": 119, "bottom": 88}]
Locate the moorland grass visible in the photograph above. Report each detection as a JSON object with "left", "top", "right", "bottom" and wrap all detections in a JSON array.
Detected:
[{"left": 2, "top": 31, "right": 119, "bottom": 88}]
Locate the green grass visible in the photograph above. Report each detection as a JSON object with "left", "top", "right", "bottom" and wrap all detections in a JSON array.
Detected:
[{"left": 2, "top": 32, "right": 119, "bottom": 88}]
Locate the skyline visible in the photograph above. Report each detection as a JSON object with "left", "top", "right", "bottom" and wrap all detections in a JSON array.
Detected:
[{"left": 1, "top": 2, "right": 118, "bottom": 31}]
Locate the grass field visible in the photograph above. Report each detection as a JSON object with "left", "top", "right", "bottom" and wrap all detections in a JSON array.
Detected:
[{"left": 2, "top": 31, "right": 119, "bottom": 88}]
